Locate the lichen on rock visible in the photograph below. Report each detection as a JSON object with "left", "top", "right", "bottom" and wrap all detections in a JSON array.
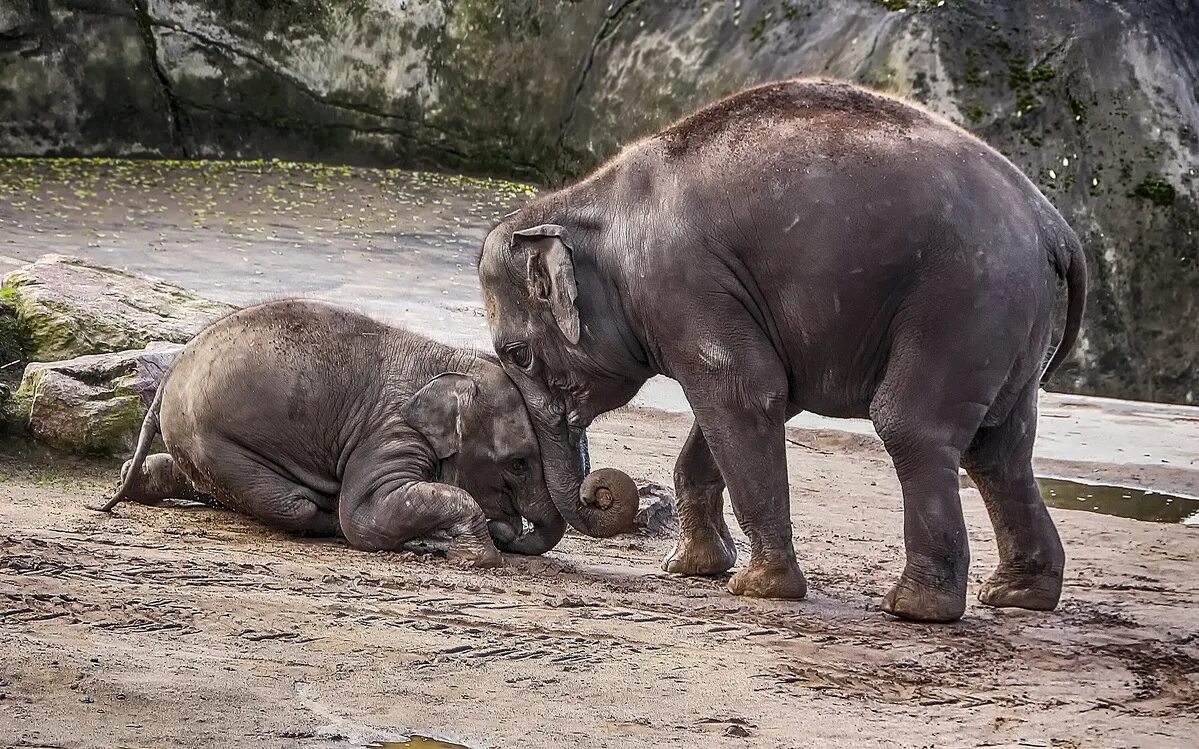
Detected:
[{"left": 0, "top": 287, "right": 31, "bottom": 367}]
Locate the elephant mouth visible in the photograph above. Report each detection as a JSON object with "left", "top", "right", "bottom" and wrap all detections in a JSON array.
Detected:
[{"left": 566, "top": 407, "right": 593, "bottom": 433}]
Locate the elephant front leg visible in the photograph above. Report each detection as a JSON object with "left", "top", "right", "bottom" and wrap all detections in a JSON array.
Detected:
[
  {"left": 340, "top": 481, "right": 504, "bottom": 568},
  {"left": 663, "top": 421, "right": 737, "bottom": 576},
  {"left": 716, "top": 422, "right": 807, "bottom": 601},
  {"left": 672, "top": 348, "right": 806, "bottom": 600}
]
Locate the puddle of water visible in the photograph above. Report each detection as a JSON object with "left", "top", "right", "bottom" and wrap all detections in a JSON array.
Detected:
[
  {"left": 960, "top": 472, "right": 1199, "bottom": 524},
  {"left": 366, "top": 736, "right": 470, "bottom": 749},
  {"left": 1035, "top": 477, "right": 1199, "bottom": 525}
]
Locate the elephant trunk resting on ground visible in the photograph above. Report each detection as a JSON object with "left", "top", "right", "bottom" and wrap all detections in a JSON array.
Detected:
[{"left": 97, "top": 299, "right": 638, "bottom": 565}]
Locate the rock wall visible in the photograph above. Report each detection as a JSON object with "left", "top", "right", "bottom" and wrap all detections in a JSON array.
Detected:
[{"left": 1, "top": 0, "right": 1196, "bottom": 403}]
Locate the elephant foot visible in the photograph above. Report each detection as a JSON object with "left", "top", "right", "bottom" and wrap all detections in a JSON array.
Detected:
[
  {"left": 95, "top": 454, "right": 210, "bottom": 511},
  {"left": 663, "top": 527, "right": 736, "bottom": 576},
  {"left": 978, "top": 567, "right": 1062, "bottom": 611},
  {"left": 881, "top": 571, "right": 967, "bottom": 623},
  {"left": 447, "top": 540, "right": 505, "bottom": 569},
  {"left": 727, "top": 560, "right": 807, "bottom": 600}
]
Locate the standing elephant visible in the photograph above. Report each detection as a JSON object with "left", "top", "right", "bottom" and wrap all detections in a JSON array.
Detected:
[
  {"left": 477, "top": 79, "right": 1086, "bottom": 621},
  {"left": 96, "top": 299, "right": 578, "bottom": 566}
]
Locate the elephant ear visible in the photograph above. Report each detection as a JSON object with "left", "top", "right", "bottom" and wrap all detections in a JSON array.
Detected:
[
  {"left": 401, "top": 373, "right": 477, "bottom": 460},
  {"left": 513, "top": 224, "right": 581, "bottom": 345}
]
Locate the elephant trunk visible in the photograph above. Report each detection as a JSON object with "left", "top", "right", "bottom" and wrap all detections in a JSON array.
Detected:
[
  {"left": 537, "top": 423, "right": 638, "bottom": 538},
  {"left": 491, "top": 435, "right": 581, "bottom": 556}
]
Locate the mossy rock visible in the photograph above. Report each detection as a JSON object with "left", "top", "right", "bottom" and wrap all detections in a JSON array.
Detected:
[
  {"left": 1, "top": 255, "right": 235, "bottom": 362},
  {"left": 13, "top": 342, "right": 182, "bottom": 456},
  {"left": 0, "top": 287, "right": 31, "bottom": 366}
]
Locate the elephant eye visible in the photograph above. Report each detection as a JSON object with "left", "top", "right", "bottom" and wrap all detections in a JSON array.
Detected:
[
  {"left": 508, "top": 458, "right": 529, "bottom": 474},
  {"left": 505, "top": 343, "right": 532, "bottom": 369}
]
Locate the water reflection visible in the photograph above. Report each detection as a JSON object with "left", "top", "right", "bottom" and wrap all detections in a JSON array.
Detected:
[{"left": 1036, "top": 477, "right": 1199, "bottom": 524}]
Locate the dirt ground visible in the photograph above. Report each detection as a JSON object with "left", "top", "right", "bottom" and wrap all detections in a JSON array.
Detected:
[{"left": 2, "top": 408, "right": 1197, "bottom": 749}]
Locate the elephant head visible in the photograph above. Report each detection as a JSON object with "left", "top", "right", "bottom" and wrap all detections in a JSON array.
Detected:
[
  {"left": 402, "top": 361, "right": 567, "bottom": 555},
  {"left": 477, "top": 220, "right": 649, "bottom": 537}
]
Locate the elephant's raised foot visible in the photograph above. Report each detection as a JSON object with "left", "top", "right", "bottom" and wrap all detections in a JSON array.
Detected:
[
  {"left": 881, "top": 575, "right": 966, "bottom": 622},
  {"left": 663, "top": 528, "right": 736, "bottom": 576},
  {"left": 727, "top": 561, "right": 807, "bottom": 600},
  {"left": 977, "top": 568, "right": 1062, "bottom": 611}
]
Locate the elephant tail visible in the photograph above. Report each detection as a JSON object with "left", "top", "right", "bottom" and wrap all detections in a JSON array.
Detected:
[
  {"left": 1040, "top": 232, "right": 1087, "bottom": 386},
  {"left": 92, "top": 385, "right": 165, "bottom": 513}
]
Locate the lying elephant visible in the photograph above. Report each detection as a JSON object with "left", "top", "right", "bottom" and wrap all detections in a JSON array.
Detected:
[
  {"left": 477, "top": 79, "right": 1086, "bottom": 620},
  {"left": 97, "top": 299, "right": 638, "bottom": 565}
]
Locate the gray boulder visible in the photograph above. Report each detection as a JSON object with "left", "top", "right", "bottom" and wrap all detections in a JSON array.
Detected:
[
  {"left": 14, "top": 342, "right": 182, "bottom": 455},
  {"left": 633, "top": 483, "right": 679, "bottom": 538},
  {"left": 1, "top": 254, "right": 235, "bottom": 362}
]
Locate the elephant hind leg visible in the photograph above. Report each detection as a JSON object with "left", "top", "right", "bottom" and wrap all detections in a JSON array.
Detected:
[
  {"left": 962, "top": 379, "right": 1064, "bottom": 611},
  {"left": 197, "top": 449, "right": 340, "bottom": 537},
  {"left": 870, "top": 342, "right": 1000, "bottom": 623},
  {"left": 118, "top": 453, "right": 217, "bottom": 507}
]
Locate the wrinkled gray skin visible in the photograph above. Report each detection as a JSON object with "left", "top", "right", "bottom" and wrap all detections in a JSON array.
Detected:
[
  {"left": 478, "top": 79, "right": 1086, "bottom": 621},
  {"left": 96, "top": 299, "right": 568, "bottom": 566}
]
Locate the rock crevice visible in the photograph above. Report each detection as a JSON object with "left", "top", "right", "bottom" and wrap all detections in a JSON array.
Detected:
[
  {"left": 129, "top": 0, "right": 187, "bottom": 155},
  {"left": 129, "top": 0, "right": 188, "bottom": 157},
  {"left": 559, "top": 0, "right": 642, "bottom": 139}
]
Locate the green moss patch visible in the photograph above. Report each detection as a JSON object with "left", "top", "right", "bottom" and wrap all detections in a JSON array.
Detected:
[
  {"left": 0, "top": 288, "right": 32, "bottom": 367},
  {"left": 1132, "top": 175, "right": 1177, "bottom": 207}
]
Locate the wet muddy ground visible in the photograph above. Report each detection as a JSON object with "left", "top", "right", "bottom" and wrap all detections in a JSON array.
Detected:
[{"left": 2, "top": 159, "right": 1198, "bottom": 748}]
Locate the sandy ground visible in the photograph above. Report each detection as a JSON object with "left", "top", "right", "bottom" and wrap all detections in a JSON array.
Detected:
[
  {"left": 1, "top": 413, "right": 1197, "bottom": 748},
  {"left": 2, "top": 159, "right": 1198, "bottom": 748}
]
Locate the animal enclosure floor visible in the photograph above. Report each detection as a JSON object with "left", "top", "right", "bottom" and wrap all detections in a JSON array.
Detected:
[{"left": 3, "top": 408, "right": 1197, "bottom": 749}]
